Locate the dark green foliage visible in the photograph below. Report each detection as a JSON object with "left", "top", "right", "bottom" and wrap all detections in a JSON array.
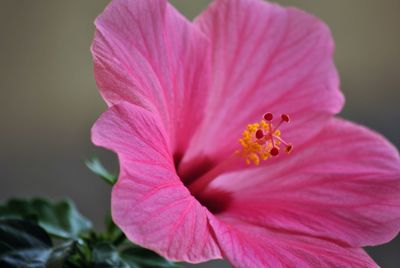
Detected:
[
  {"left": 0, "top": 198, "right": 92, "bottom": 239},
  {"left": 92, "top": 242, "right": 180, "bottom": 268},
  {"left": 0, "top": 198, "right": 180, "bottom": 268},
  {"left": 0, "top": 219, "right": 75, "bottom": 268}
]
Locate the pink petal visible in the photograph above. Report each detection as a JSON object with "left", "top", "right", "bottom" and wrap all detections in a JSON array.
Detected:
[
  {"left": 181, "top": 0, "right": 344, "bottom": 168},
  {"left": 209, "top": 217, "right": 379, "bottom": 268},
  {"left": 91, "top": 0, "right": 210, "bottom": 153},
  {"left": 91, "top": 102, "right": 221, "bottom": 262},
  {"left": 210, "top": 118, "right": 400, "bottom": 248}
]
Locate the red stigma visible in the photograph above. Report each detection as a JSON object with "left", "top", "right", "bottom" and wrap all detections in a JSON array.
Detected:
[
  {"left": 255, "top": 129, "right": 264, "bottom": 139},
  {"left": 281, "top": 114, "right": 290, "bottom": 122},
  {"left": 270, "top": 147, "right": 279, "bottom": 156},
  {"left": 264, "top": 113, "right": 273, "bottom": 121},
  {"left": 285, "top": 144, "right": 293, "bottom": 153}
]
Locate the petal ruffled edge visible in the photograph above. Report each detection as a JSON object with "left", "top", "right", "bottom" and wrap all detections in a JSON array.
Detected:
[
  {"left": 92, "top": 0, "right": 211, "bottom": 153},
  {"left": 210, "top": 118, "right": 400, "bottom": 248},
  {"left": 182, "top": 0, "right": 344, "bottom": 169},
  {"left": 209, "top": 217, "right": 379, "bottom": 268},
  {"left": 91, "top": 102, "right": 222, "bottom": 262}
]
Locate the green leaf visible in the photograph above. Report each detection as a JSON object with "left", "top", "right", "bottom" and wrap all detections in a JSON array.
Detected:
[
  {"left": 85, "top": 157, "right": 117, "bottom": 185},
  {"left": 92, "top": 242, "right": 179, "bottom": 268},
  {"left": 0, "top": 219, "right": 52, "bottom": 254},
  {"left": 1, "top": 248, "right": 52, "bottom": 268},
  {"left": 0, "top": 198, "right": 92, "bottom": 239},
  {"left": 46, "top": 241, "right": 77, "bottom": 268},
  {"left": 92, "top": 242, "right": 133, "bottom": 268},
  {"left": 104, "top": 214, "right": 126, "bottom": 245},
  {"left": 0, "top": 219, "right": 75, "bottom": 268},
  {"left": 120, "top": 247, "right": 180, "bottom": 268}
]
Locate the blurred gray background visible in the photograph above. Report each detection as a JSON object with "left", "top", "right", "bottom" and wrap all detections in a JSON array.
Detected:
[{"left": 0, "top": 1, "right": 399, "bottom": 267}]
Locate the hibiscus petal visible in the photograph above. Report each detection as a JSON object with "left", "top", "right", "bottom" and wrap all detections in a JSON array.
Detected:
[
  {"left": 209, "top": 217, "right": 378, "bottom": 268},
  {"left": 210, "top": 118, "right": 400, "bottom": 247},
  {"left": 92, "top": 0, "right": 210, "bottom": 152},
  {"left": 91, "top": 102, "right": 221, "bottom": 262},
  {"left": 183, "top": 0, "right": 344, "bottom": 166}
]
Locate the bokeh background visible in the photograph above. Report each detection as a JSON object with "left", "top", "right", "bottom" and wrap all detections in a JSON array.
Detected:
[{"left": 1, "top": 1, "right": 399, "bottom": 267}]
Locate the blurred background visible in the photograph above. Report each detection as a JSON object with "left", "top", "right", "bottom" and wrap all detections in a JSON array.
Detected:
[{"left": 0, "top": 0, "right": 399, "bottom": 267}]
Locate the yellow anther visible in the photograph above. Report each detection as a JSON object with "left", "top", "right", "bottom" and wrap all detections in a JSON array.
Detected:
[{"left": 237, "top": 113, "right": 292, "bottom": 165}]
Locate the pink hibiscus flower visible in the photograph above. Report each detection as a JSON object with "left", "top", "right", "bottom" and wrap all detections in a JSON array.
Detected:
[{"left": 91, "top": 0, "right": 400, "bottom": 267}]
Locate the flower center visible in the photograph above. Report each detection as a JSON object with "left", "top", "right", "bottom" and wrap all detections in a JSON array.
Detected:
[{"left": 237, "top": 112, "right": 292, "bottom": 165}]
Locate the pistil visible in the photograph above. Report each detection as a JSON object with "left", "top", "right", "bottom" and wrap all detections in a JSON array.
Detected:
[
  {"left": 187, "top": 113, "right": 293, "bottom": 195},
  {"left": 237, "top": 112, "right": 292, "bottom": 165}
]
